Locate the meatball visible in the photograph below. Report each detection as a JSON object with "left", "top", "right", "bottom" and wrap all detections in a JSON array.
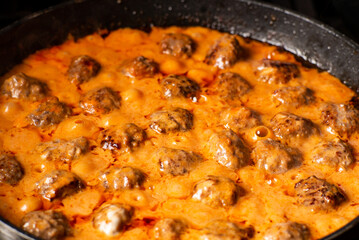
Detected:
[
  {"left": 22, "top": 210, "right": 70, "bottom": 240},
  {"left": 156, "top": 147, "right": 200, "bottom": 176},
  {"left": 220, "top": 106, "right": 260, "bottom": 132},
  {"left": 92, "top": 204, "right": 133, "bottom": 236},
  {"left": 0, "top": 154, "right": 24, "bottom": 186},
  {"left": 153, "top": 218, "right": 187, "bottom": 240},
  {"left": 200, "top": 220, "right": 254, "bottom": 240},
  {"left": 122, "top": 56, "right": 158, "bottom": 78},
  {"left": 100, "top": 123, "right": 146, "bottom": 152},
  {"left": 160, "top": 33, "right": 195, "bottom": 57},
  {"left": 1, "top": 72, "right": 48, "bottom": 101},
  {"left": 215, "top": 72, "right": 251, "bottom": 100},
  {"left": 27, "top": 97, "right": 72, "bottom": 128},
  {"left": 272, "top": 86, "right": 315, "bottom": 108},
  {"left": 67, "top": 55, "right": 101, "bottom": 85},
  {"left": 264, "top": 222, "right": 310, "bottom": 240},
  {"left": 207, "top": 129, "right": 250, "bottom": 170},
  {"left": 36, "top": 137, "right": 89, "bottom": 162},
  {"left": 257, "top": 59, "right": 300, "bottom": 84},
  {"left": 311, "top": 138, "right": 354, "bottom": 170},
  {"left": 36, "top": 170, "right": 84, "bottom": 201},
  {"left": 252, "top": 139, "right": 300, "bottom": 174},
  {"left": 204, "top": 35, "right": 244, "bottom": 69},
  {"left": 270, "top": 112, "right": 316, "bottom": 140},
  {"left": 321, "top": 102, "right": 359, "bottom": 137},
  {"left": 100, "top": 166, "right": 145, "bottom": 190},
  {"left": 294, "top": 176, "right": 346, "bottom": 211},
  {"left": 150, "top": 108, "right": 193, "bottom": 134},
  {"left": 192, "top": 175, "right": 241, "bottom": 208},
  {"left": 79, "top": 87, "right": 121, "bottom": 115},
  {"left": 160, "top": 74, "right": 200, "bottom": 102}
]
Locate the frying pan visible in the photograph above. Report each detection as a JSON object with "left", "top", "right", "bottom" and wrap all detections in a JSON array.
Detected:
[{"left": 0, "top": 0, "right": 359, "bottom": 239}]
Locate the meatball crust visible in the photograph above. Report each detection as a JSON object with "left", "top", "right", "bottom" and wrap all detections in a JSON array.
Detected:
[
  {"left": 0, "top": 154, "right": 24, "bottom": 186},
  {"left": 215, "top": 72, "right": 251, "bottom": 100},
  {"left": 294, "top": 176, "right": 346, "bottom": 211},
  {"left": 200, "top": 220, "right": 254, "bottom": 240},
  {"left": 1, "top": 72, "right": 48, "bottom": 101},
  {"left": 272, "top": 86, "right": 315, "bottom": 108},
  {"left": 252, "top": 139, "right": 300, "bottom": 174},
  {"left": 257, "top": 59, "right": 300, "bottom": 84},
  {"left": 100, "top": 166, "right": 145, "bottom": 190},
  {"left": 22, "top": 210, "right": 70, "bottom": 240},
  {"left": 92, "top": 204, "right": 133, "bottom": 236},
  {"left": 153, "top": 218, "right": 187, "bottom": 240},
  {"left": 264, "top": 222, "right": 310, "bottom": 240},
  {"left": 160, "top": 33, "right": 195, "bottom": 57},
  {"left": 192, "top": 175, "right": 241, "bottom": 208},
  {"left": 204, "top": 35, "right": 244, "bottom": 69},
  {"left": 207, "top": 129, "right": 250, "bottom": 170},
  {"left": 67, "top": 55, "right": 101, "bottom": 85},
  {"left": 160, "top": 74, "right": 200, "bottom": 101},
  {"left": 122, "top": 56, "right": 158, "bottom": 78},
  {"left": 36, "top": 170, "right": 84, "bottom": 201},
  {"left": 150, "top": 108, "right": 193, "bottom": 134},
  {"left": 220, "top": 106, "right": 260, "bottom": 132},
  {"left": 79, "top": 87, "right": 121, "bottom": 115}
]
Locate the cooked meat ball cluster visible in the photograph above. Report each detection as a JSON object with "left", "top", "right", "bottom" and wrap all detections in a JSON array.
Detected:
[
  {"left": 0, "top": 154, "right": 24, "bottom": 186},
  {"left": 67, "top": 55, "right": 101, "bottom": 85},
  {"left": 160, "top": 74, "right": 200, "bottom": 101},
  {"left": 160, "top": 33, "right": 195, "bottom": 58},
  {"left": 215, "top": 72, "right": 251, "bottom": 100},
  {"left": 79, "top": 87, "right": 121, "bottom": 115},
  {"left": 263, "top": 222, "right": 310, "bottom": 240},
  {"left": 122, "top": 56, "right": 158, "bottom": 78},
  {"left": 100, "top": 166, "right": 145, "bottom": 190},
  {"left": 153, "top": 218, "right": 187, "bottom": 240},
  {"left": 150, "top": 108, "right": 193, "bottom": 134},
  {"left": 272, "top": 86, "right": 315, "bottom": 108},
  {"left": 220, "top": 105, "right": 260, "bottom": 132},
  {"left": 257, "top": 59, "right": 300, "bottom": 84}
]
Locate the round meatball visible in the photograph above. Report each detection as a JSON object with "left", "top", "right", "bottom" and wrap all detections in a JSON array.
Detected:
[
  {"left": 207, "top": 129, "right": 250, "bottom": 170},
  {"left": 204, "top": 35, "right": 244, "bottom": 69},
  {"left": 122, "top": 56, "right": 158, "bottom": 78},
  {"left": 321, "top": 102, "right": 359, "bottom": 137},
  {"left": 294, "top": 176, "right": 346, "bottom": 211},
  {"left": 252, "top": 139, "right": 301, "bottom": 174},
  {"left": 200, "top": 220, "right": 254, "bottom": 240},
  {"left": 27, "top": 97, "right": 72, "bottom": 128},
  {"left": 264, "top": 222, "right": 310, "bottom": 240},
  {"left": 79, "top": 87, "right": 121, "bottom": 115},
  {"left": 22, "top": 210, "right": 70, "bottom": 240},
  {"left": 220, "top": 106, "right": 260, "bottom": 132},
  {"left": 311, "top": 138, "right": 354, "bottom": 170},
  {"left": 257, "top": 59, "right": 300, "bottom": 84},
  {"left": 0, "top": 154, "right": 24, "bottom": 186},
  {"left": 1, "top": 72, "right": 48, "bottom": 101},
  {"left": 272, "top": 86, "right": 315, "bottom": 108},
  {"left": 92, "top": 204, "right": 133, "bottom": 236},
  {"left": 150, "top": 108, "right": 193, "bottom": 134},
  {"left": 215, "top": 72, "right": 251, "bottom": 100},
  {"left": 67, "top": 55, "right": 101, "bottom": 85},
  {"left": 153, "top": 218, "right": 187, "bottom": 240},
  {"left": 100, "top": 166, "right": 145, "bottom": 190},
  {"left": 36, "top": 170, "right": 84, "bottom": 201},
  {"left": 160, "top": 33, "right": 195, "bottom": 57},
  {"left": 192, "top": 175, "right": 241, "bottom": 208},
  {"left": 160, "top": 74, "right": 200, "bottom": 102}
]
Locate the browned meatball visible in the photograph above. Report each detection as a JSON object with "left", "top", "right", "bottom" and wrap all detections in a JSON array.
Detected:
[
  {"left": 153, "top": 218, "right": 187, "bottom": 240},
  {"left": 93, "top": 204, "right": 133, "bottom": 236},
  {"left": 204, "top": 35, "right": 244, "bottom": 69},
  {"left": 27, "top": 97, "right": 72, "bottom": 128},
  {"left": 22, "top": 210, "right": 70, "bottom": 240},
  {"left": 160, "top": 74, "right": 200, "bottom": 102},
  {"left": 321, "top": 103, "right": 359, "bottom": 137},
  {"left": 257, "top": 59, "right": 300, "bottom": 84},
  {"left": 36, "top": 170, "right": 84, "bottom": 201},
  {"left": 100, "top": 166, "right": 145, "bottom": 190},
  {"left": 220, "top": 106, "right": 260, "bottom": 132},
  {"left": 122, "top": 56, "right": 158, "bottom": 78},
  {"left": 67, "top": 55, "right": 101, "bottom": 85},
  {"left": 160, "top": 33, "right": 195, "bottom": 57},
  {"left": 252, "top": 139, "right": 301, "bottom": 174},
  {"left": 263, "top": 222, "right": 310, "bottom": 240},
  {"left": 36, "top": 137, "right": 89, "bottom": 162},
  {"left": 192, "top": 175, "right": 241, "bottom": 208},
  {"left": 150, "top": 108, "right": 193, "bottom": 134},
  {"left": 200, "top": 220, "right": 254, "bottom": 240},
  {"left": 207, "top": 129, "right": 250, "bottom": 170},
  {"left": 272, "top": 86, "right": 315, "bottom": 108},
  {"left": 156, "top": 147, "right": 200, "bottom": 176},
  {"left": 294, "top": 176, "right": 346, "bottom": 211},
  {"left": 0, "top": 154, "right": 24, "bottom": 186},
  {"left": 215, "top": 72, "right": 251, "bottom": 100},
  {"left": 1, "top": 73, "right": 48, "bottom": 101},
  {"left": 79, "top": 87, "right": 121, "bottom": 115}
]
